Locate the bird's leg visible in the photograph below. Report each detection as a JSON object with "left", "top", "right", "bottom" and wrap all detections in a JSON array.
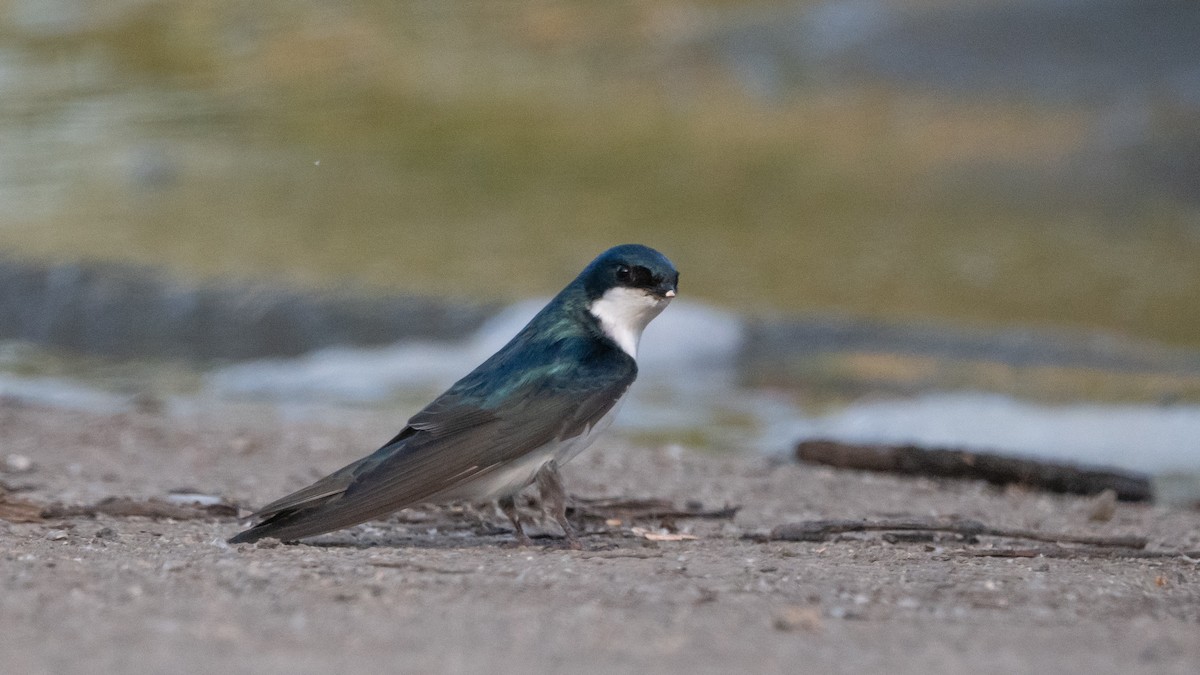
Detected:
[
  {"left": 498, "top": 495, "right": 533, "bottom": 547},
  {"left": 535, "top": 460, "right": 582, "bottom": 550}
]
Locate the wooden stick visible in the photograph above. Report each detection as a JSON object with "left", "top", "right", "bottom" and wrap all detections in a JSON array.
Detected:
[
  {"left": 40, "top": 497, "right": 239, "bottom": 520},
  {"left": 796, "top": 439, "right": 1153, "bottom": 502},
  {"left": 762, "top": 517, "right": 1148, "bottom": 549},
  {"left": 569, "top": 497, "right": 739, "bottom": 522},
  {"left": 962, "top": 547, "right": 1200, "bottom": 561}
]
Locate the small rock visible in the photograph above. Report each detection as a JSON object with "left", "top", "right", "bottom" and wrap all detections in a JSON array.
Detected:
[
  {"left": 4, "top": 454, "right": 33, "bottom": 473},
  {"left": 773, "top": 605, "right": 823, "bottom": 632},
  {"left": 132, "top": 393, "right": 164, "bottom": 414},
  {"left": 230, "top": 436, "right": 258, "bottom": 455},
  {"left": 45, "top": 529, "right": 69, "bottom": 541},
  {"left": 164, "top": 493, "right": 225, "bottom": 507},
  {"left": 1139, "top": 637, "right": 1184, "bottom": 663},
  {"left": 94, "top": 527, "right": 118, "bottom": 540},
  {"left": 1088, "top": 489, "right": 1118, "bottom": 522}
]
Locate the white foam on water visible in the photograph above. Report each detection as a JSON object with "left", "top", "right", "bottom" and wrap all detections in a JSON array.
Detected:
[
  {"left": 203, "top": 301, "right": 1200, "bottom": 473},
  {"left": 0, "top": 374, "right": 131, "bottom": 414},
  {"left": 8, "top": 298, "right": 1198, "bottom": 476},
  {"left": 205, "top": 341, "right": 477, "bottom": 402},
  {"left": 204, "top": 299, "right": 745, "bottom": 402}
]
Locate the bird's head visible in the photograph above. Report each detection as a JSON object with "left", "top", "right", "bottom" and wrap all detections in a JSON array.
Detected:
[
  {"left": 580, "top": 244, "right": 679, "bottom": 303},
  {"left": 578, "top": 244, "right": 678, "bottom": 357}
]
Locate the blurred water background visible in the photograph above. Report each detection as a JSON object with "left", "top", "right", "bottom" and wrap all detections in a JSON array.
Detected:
[{"left": 1, "top": 1, "right": 1199, "bottom": 491}]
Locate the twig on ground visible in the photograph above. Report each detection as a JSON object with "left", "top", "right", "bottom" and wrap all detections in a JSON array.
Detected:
[
  {"left": 961, "top": 547, "right": 1200, "bottom": 561},
  {"left": 568, "top": 497, "right": 739, "bottom": 522},
  {"left": 367, "top": 559, "right": 476, "bottom": 574},
  {"left": 755, "top": 517, "right": 1148, "bottom": 549},
  {"left": 579, "top": 550, "right": 665, "bottom": 560},
  {"left": 40, "top": 496, "right": 239, "bottom": 520}
]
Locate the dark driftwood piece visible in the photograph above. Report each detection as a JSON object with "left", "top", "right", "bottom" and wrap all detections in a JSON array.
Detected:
[
  {"left": 760, "top": 518, "right": 1149, "bottom": 549},
  {"left": 796, "top": 440, "right": 1152, "bottom": 502}
]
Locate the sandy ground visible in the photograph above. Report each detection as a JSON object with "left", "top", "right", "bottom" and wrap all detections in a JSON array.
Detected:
[{"left": 1, "top": 399, "right": 1198, "bottom": 674}]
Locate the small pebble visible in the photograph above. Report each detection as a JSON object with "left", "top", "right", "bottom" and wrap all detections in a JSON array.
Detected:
[
  {"left": 230, "top": 436, "right": 258, "bottom": 455},
  {"left": 45, "top": 529, "right": 69, "bottom": 541},
  {"left": 4, "top": 454, "right": 33, "bottom": 473},
  {"left": 773, "top": 605, "right": 823, "bottom": 632},
  {"left": 165, "top": 493, "right": 225, "bottom": 507},
  {"left": 1088, "top": 489, "right": 1118, "bottom": 522}
]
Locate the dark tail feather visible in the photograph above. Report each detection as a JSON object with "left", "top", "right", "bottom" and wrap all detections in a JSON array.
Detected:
[{"left": 228, "top": 508, "right": 319, "bottom": 544}]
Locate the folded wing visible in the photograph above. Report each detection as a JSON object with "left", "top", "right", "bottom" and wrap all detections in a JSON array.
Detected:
[{"left": 228, "top": 350, "right": 635, "bottom": 543}]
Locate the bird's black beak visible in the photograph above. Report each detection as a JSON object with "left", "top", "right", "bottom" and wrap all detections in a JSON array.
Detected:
[{"left": 654, "top": 278, "right": 678, "bottom": 299}]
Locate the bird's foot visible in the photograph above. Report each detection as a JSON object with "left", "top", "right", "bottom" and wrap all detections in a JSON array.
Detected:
[
  {"left": 498, "top": 495, "right": 534, "bottom": 547},
  {"left": 556, "top": 518, "right": 584, "bottom": 550},
  {"left": 535, "top": 460, "right": 584, "bottom": 550}
]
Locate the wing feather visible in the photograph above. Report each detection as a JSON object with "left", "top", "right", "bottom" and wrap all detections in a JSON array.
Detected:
[{"left": 229, "top": 341, "right": 635, "bottom": 543}]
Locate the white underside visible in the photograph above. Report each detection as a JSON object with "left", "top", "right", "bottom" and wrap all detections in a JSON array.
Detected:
[
  {"left": 588, "top": 286, "right": 671, "bottom": 358},
  {"left": 426, "top": 399, "right": 625, "bottom": 503}
]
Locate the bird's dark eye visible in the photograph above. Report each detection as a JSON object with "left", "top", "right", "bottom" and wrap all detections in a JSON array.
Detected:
[
  {"left": 615, "top": 263, "right": 655, "bottom": 288},
  {"left": 630, "top": 265, "right": 652, "bottom": 287},
  {"left": 619, "top": 263, "right": 657, "bottom": 285}
]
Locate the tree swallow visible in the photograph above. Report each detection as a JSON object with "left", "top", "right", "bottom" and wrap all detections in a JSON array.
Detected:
[{"left": 229, "top": 244, "right": 678, "bottom": 548}]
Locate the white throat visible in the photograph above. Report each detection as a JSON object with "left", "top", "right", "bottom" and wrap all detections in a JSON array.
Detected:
[{"left": 588, "top": 287, "right": 669, "bottom": 358}]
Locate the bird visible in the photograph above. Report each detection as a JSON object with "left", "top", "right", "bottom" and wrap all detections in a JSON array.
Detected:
[{"left": 229, "top": 244, "right": 678, "bottom": 548}]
